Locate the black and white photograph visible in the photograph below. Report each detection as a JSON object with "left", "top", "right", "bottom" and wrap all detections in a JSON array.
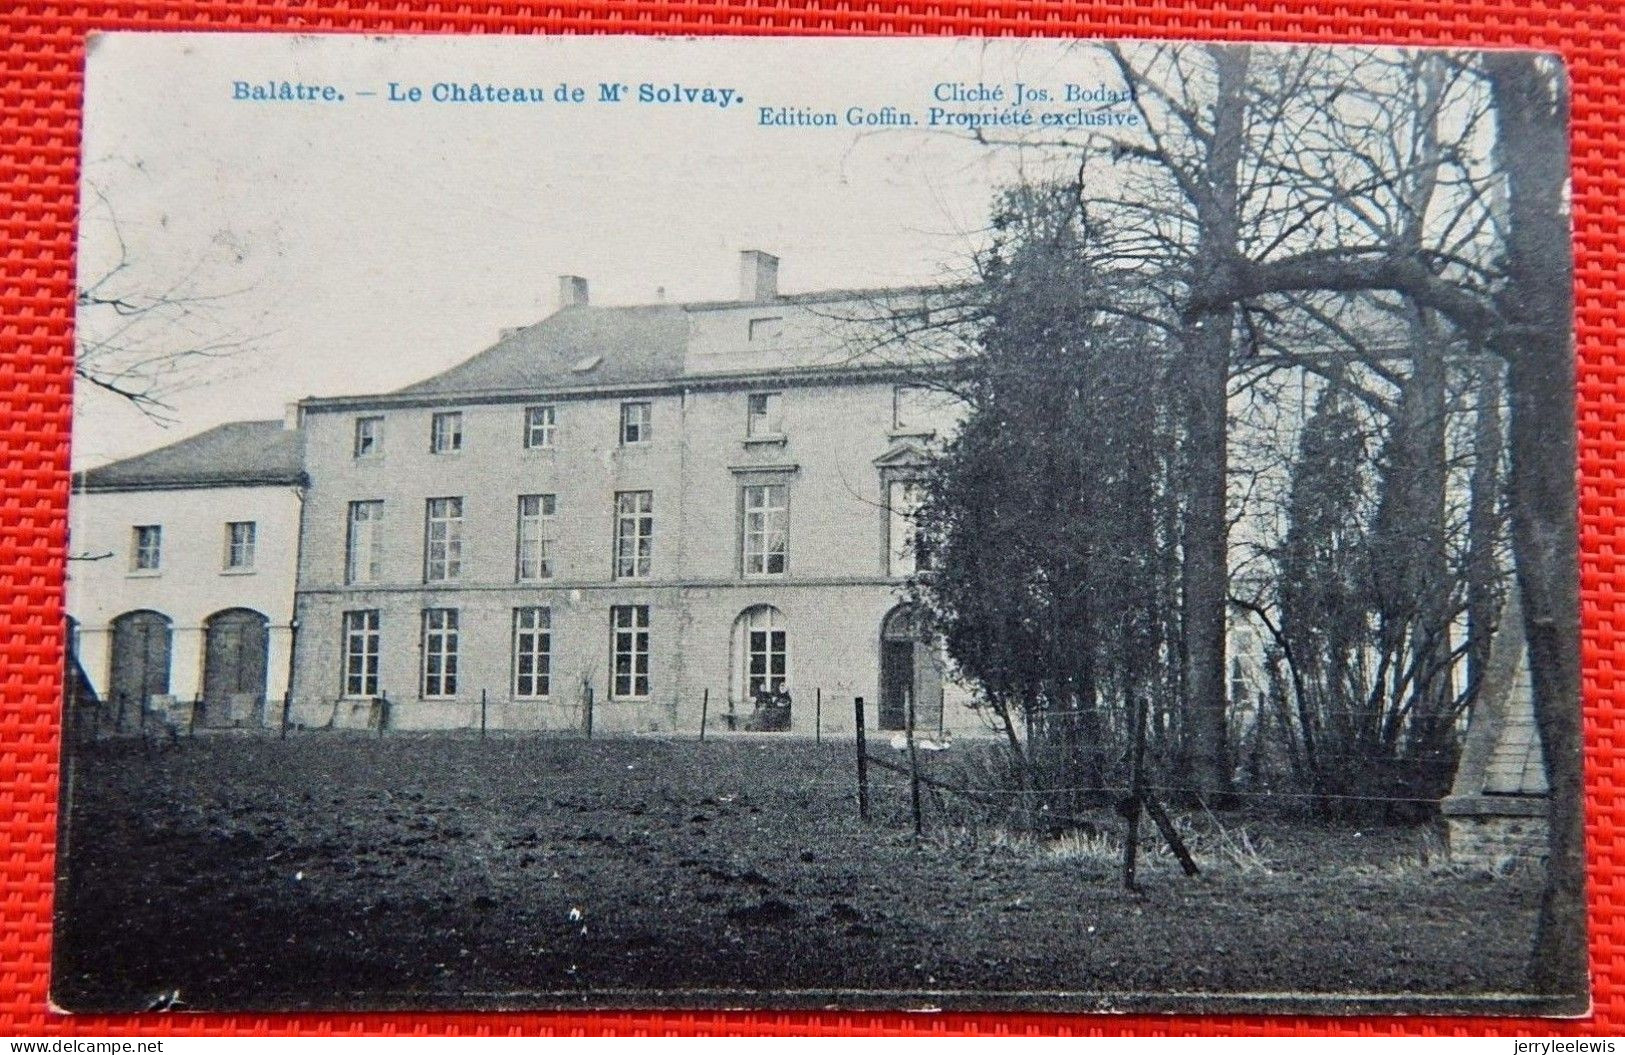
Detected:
[{"left": 53, "top": 34, "right": 1583, "bottom": 1015}]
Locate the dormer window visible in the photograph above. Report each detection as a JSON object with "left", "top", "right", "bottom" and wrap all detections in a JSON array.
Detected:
[{"left": 748, "top": 316, "right": 784, "bottom": 342}]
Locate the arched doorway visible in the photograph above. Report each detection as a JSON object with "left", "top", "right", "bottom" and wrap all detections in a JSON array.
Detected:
[
  {"left": 879, "top": 604, "right": 942, "bottom": 732},
  {"left": 108, "top": 610, "right": 171, "bottom": 711},
  {"left": 202, "top": 608, "right": 269, "bottom": 725},
  {"left": 731, "top": 605, "right": 790, "bottom": 731}
]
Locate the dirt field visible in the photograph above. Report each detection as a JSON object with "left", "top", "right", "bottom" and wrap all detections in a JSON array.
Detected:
[{"left": 51, "top": 736, "right": 1544, "bottom": 1013}]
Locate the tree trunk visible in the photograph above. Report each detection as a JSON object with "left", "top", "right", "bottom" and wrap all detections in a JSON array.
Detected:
[
  {"left": 1466, "top": 357, "right": 1506, "bottom": 692},
  {"left": 1485, "top": 51, "right": 1586, "bottom": 1004},
  {"left": 1180, "top": 44, "right": 1251, "bottom": 800}
]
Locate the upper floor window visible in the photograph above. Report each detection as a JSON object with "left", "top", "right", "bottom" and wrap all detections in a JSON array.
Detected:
[
  {"left": 892, "top": 386, "right": 937, "bottom": 433},
  {"left": 516, "top": 493, "right": 557, "bottom": 581},
  {"left": 346, "top": 500, "right": 384, "bottom": 584},
  {"left": 354, "top": 416, "right": 384, "bottom": 458},
  {"left": 614, "top": 491, "right": 653, "bottom": 579},
  {"left": 131, "top": 525, "right": 161, "bottom": 572},
  {"left": 742, "top": 484, "right": 788, "bottom": 576},
  {"left": 610, "top": 605, "right": 651, "bottom": 699},
  {"left": 341, "top": 609, "right": 381, "bottom": 698},
  {"left": 224, "top": 521, "right": 256, "bottom": 570},
  {"left": 512, "top": 606, "right": 552, "bottom": 699},
  {"left": 620, "top": 401, "right": 652, "bottom": 446},
  {"left": 430, "top": 411, "right": 463, "bottom": 454},
  {"left": 746, "top": 392, "right": 783, "bottom": 438},
  {"left": 420, "top": 608, "right": 459, "bottom": 699},
  {"left": 524, "top": 404, "right": 556, "bottom": 449},
  {"left": 748, "top": 316, "right": 784, "bottom": 342},
  {"left": 888, "top": 481, "right": 930, "bottom": 576},
  {"left": 424, "top": 497, "right": 464, "bottom": 582}
]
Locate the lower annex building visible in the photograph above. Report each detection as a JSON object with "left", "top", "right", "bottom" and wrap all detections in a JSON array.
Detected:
[{"left": 67, "top": 415, "right": 306, "bottom": 727}]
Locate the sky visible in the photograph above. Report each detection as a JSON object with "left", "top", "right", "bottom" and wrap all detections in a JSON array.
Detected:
[{"left": 75, "top": 34, "right": 1129, "bottom": 468}]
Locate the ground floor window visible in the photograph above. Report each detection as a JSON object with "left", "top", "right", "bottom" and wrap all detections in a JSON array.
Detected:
[
  {"left": 732, "top": 605, "right": 790, "bottom": 731},
  {"left": 421, "top": 608, "right": 459, "bottom": 699},
  {"left": 342, "top": 610, "right": 380, "bottom": 698},
  {"left": 610, "top": 605, "right": 650, "bottom": 699},
  {"left": 512, "top": 606, "right": 552, "bottom": 699}
]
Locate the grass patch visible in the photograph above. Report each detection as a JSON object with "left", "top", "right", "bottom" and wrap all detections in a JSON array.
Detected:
[{"left": 53, "top": 735, "right": 1543, "bottom": 1011}]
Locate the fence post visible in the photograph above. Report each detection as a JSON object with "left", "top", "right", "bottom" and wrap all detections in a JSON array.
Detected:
[
  {"left": 480, "top": 688, "right": 488, "bottom": 740},
  {"left": 189, "top": 696, "right": 200, "bottom": 739},
  {"left": 854, "top": 697, "right": 869, "bottom": 822},
  {"left": 279, "top": 691, "right": 290, "bottom": 741},
  {"left": 700, "top": 688, "right": 709, "bottom": 742},
  {"left": 815, "top": 687, "right": 822, "bottom": 744},
  {"left": 906, "top": 687, "right": 923, "bottom": 836},
  {"left": 377, "top": 690, "right": 389, "bottom": 738},
  {"left": 939, "top": 686, "right": 946, "bottom": 736},
  {"left": 584, "top": 683, "right": 594, "bottom": 740}
]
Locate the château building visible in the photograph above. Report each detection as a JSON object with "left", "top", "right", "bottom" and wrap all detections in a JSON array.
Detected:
[{"left": 286, "top": 251, "right": 978, "bottom": 736}]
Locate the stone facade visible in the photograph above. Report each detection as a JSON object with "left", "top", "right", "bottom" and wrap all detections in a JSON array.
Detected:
[{"left": 289, "top": 258, "right": 981, "bottom": 736}]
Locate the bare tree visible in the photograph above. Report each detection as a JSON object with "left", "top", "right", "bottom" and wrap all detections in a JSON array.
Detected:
[{"left": 76, "top": 187, "right": 264, "bottom": 423}]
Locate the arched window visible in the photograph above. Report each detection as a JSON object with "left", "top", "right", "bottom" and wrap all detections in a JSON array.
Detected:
[
  {"left": 879, "top": 603, "right": 941, "bottom": 732},
  {"left": 731, "top": 605, "right": 788, "bottom": 706}
]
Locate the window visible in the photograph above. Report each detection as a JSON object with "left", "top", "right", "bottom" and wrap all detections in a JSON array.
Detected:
[
  {"left": 611, "top": 605, "right": 650, "bottom": 699},
  {"left": 516, "top": 494, "right": 557, "bottom": 581},
  {"left": 748, "top": 316, "right": 784, "bottom": 342},
  {"left": 524, "top": 404, "right": 556, "bottom": 449},
  {"left": 354, "top": 416, "right": 384, "bottom": 458},
  {"left": 341, "top": 610, "right": 380, "bottom": 698},
  {"left": 224, "top": 521, "right": 256, "bottom": 570},
  {"left": 424, "top": 497, "right": 464, "bottom": 582},
  {"left": 346, "top": 501, "right": 384, "bottom": 584},
  {"left": 734, "top": 605, "right": 789, "bottom": 702},
  {"left": 746, "top": 392, "right": 783, "bottom": 437},
  {"left": 614, "top": 491, "right": 653, "bottom": 579},
  {"left": 131, "top": 525, "right": 161, "bottom": 572},
  {"left": 430, "top": 411, "right": 463, "bottom": 454},
  {"left": 620, "top": 401, "right": 652, "bottom": 445},
  {"left": 889, "top": 480, "right": 929, "bottom": 576},
  {"left": 742, "top": 484, "right": 788, "bottom": 576},
  {"left": 512, "top": 607, "right": 552, "bottom": 699},
  {"left": 420, "top": 608, "right": 459, "bottom": 699},
  {"left": 893, "top": 385, "right": 938, "bottom": 433}
]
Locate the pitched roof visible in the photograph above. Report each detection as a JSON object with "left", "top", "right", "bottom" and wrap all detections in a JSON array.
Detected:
[
  {"left": 391, "top": 304, "right": 692, "bottom": 398},
  {"left": 78, "top": 420, "right": 306, "bottom": 492},
  {"left": 386, "top": 286, "right": 952, "bottom": 401}
]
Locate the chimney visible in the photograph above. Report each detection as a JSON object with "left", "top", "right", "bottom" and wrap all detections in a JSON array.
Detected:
[
  {"left": 738, "top": 250, "right": 779, "bottom": 302},
  {"left": 558, "top": 275, "right": 590, "bottom": 308},
  {"left": 283, "top": 401, "right": 303, "bottom": 431}
]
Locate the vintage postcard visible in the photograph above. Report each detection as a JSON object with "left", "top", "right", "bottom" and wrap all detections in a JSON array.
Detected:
[{"left": 54, "top": 33, "right": 1584, "bottom": 1014}]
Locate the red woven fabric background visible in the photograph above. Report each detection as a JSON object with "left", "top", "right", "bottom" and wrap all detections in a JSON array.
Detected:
[{"left": 1, "top": 0, "right": 1619, "bottom": 1037}]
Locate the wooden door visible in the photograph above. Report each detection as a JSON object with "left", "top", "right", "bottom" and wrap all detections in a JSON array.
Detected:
[
  {"left": 203, "top": 609, "right": 268, "bottom": 722},
  {"left": 880, "top": 639, "right": 912, "bottom": 731},
  {"left": 109, "top": 611, "right": 171, "bottom": 709}
]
